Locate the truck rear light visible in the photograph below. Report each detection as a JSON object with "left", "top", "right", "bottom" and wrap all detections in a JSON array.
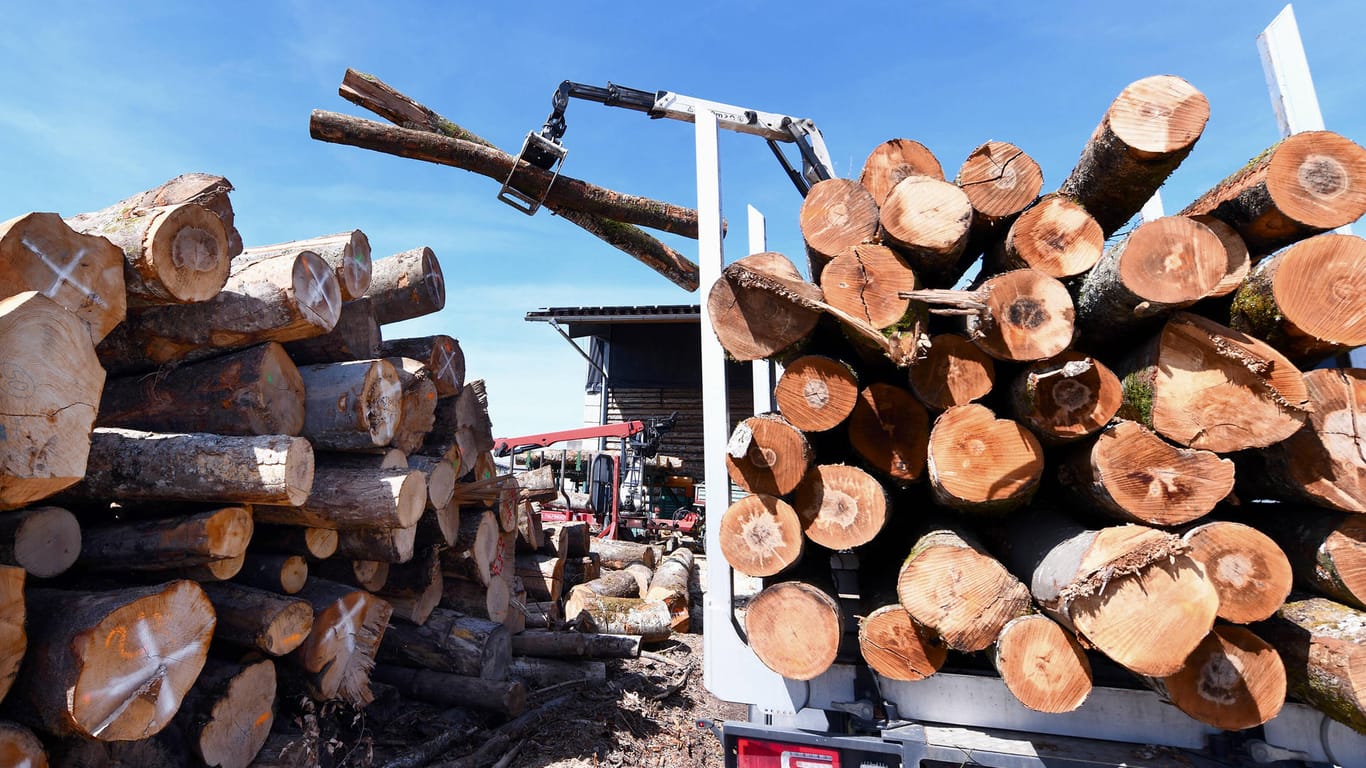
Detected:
[{"left": 735, "top": 737, "right": 840, "bottom": 768}]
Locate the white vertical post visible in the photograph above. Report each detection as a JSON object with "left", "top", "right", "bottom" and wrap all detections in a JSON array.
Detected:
[
  {"left": 1258, "top": 4, "right": 1327, "bottom": 137},
  {"left": 748, "top": 205, "right": 776, "bottom": 415},
  {"left": 1138, "top": 190, "right": 1165, "bottom": 224}
]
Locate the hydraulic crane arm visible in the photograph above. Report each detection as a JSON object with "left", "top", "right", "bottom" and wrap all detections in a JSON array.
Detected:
[{"left": 491, "top": 420, "right": 647, "bottom": 457}]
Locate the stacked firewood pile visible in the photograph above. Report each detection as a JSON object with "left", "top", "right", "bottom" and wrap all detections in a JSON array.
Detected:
[
  {"left": 0, "top": 172, "right": 696, "bottom": 768},
  {"left": 709, "top": 74, "right": 1366, "bottom": 734}
]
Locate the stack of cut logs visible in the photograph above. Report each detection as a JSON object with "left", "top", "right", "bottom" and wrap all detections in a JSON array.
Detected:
[
  {"left": 0, "top": 171, "right": 695, "bottom": 768},
  {"left": 710, "top": 74, "right": 1366, "bottom": 735}
]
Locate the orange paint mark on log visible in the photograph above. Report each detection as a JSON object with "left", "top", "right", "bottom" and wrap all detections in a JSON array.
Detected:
[{"left": 254, "top": 711, "right": 271, "bottom": 727}]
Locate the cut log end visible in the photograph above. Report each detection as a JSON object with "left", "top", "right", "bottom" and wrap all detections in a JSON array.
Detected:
[
  {"left": 724, "top": 414, "right": 811, "bottom": 496},
  {"left": 290, "top": 250, "right": 343, "bottom": 333},
  {"left": 897, "top": 535, "right": 1032, "bottom": 652},
  {"left": 1075, "top": 420, "right": 1234, "bottom": 525},
  {"left": 794, "top": 464, "right": 888, "bottom": 550},
  {"left": 997, "top": 195, "right": 1104, "bottom": 278},
  {"left": 1116, "top": 217, "right": 1225, "bottom": 306},
  {"left": 192, "top": 658, "right": 277, "bottom": 768},
  {"left": 0, "top": 721, "right": 46, "bottom": 768},
  {"left": 799, "top": 179, "right": 880, "bottom": 274},
  {"left": 148, "top": 203, "right": 231, "bottom": 303},
  {"left": 908, "top": 333, "right": 995, "bottom": 411},
  {"left": 1266, "top": 131, "right": 1366, "bottom": 230},
  {"left": 848, "top": 383, "right": 929, "bottom": 483},
  {"left": 818, "top": 244, "right": 918, "bottom": 331},
  {"left": 1107, "top": 75, "right": 1210, "bottom": 155},
  {"left": 880, "top": 176, "right": 972, "bottom": 282},
  {"left": 5, "top": 505, "right": 81, "bottom": 577},
  {"left": 0, "top": 211, "right": 127, "bottom": 342},
  {"left": 1013, "top": 351, "right": 1122, "bottom": 443},
  {"left": 859, "top": 139, "right": 945, "bottom": 206},
  {"left": 994, "top": 614, "right": 1092, "bottom": 714},
  {"left": 1190, "top": 215, "right": 1250, "bottom": 298},
  {"left": 1182, "top": 522, "right": 1292, "bottom": 624},
  {"left": 1159, "top": 625, "right": 1286, "bottom": 730},
  {"left": 956, "top": 141, "right": 1043, "bottom": 220},
  {"left": 857, "top": 605, "right": 946, "bottom": 682},
  {"left": 970, "top": 269, "right": 1075, "bottom": 362},
  {"left": 706, "top": 253, "right": 821, "bottom": 362},
  {"left": 718, "top": 494, "right": 803, "bottom": 578},
  {"left": 774, "top": 355, "right": 860, "bottom": 433},
  {"left": 745, "top": 582, "right": 841, "bottom": 681},
  {"left": 927, "top": 404, "right": 1044, "bottom": 512}
]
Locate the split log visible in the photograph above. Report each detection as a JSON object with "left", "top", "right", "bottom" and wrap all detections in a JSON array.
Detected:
[
  {"left": 897, "top": 522, "right": 1032, "bottom": 651},
  {"left": 61, "top": 429, "right": 314, "bottom": 507},
  {"left": 97, "top": 342, "right": 306, "bottom": 436},
  {"left": 1181, "top": 520, "right": 1292, "bottom": 623},
  {"left": 589, "top": 539, "right": 657, "bottom": 570},
  {"left": 848, "top": 382, "right": 929, "bottom": 484},
  {"left": 566, "top": 569, "right": 644, "bottom": 599},
  {"left": 66, "top": 198, "right": 229, "bottom": 305},
  {"left": 77, "top": 506, "right": 253, "bottom": 572},
  {"left": 793, "top": 464, "right": 888, "bottom": 550},
  {"left": 0, "top": 211, "right": 126, "bottom": 341},
  {"left": 880, "top": 175, "right": 973, "bottom": 287},
  {"left": 743, "top": 581, "right": 839, "bottom": 680},
  {"left": 1056, "top": 420, "right": 1234, "bottom": 526},
  {"left": 234, "top": 553, "right": 308, "bottom": 595},
  {"left": 773, "top": 355, "right": 859, "bottom": 432},
  {"left": 372, "top": 666, "right": 525, "bottom": 716},
  {"left": 95, "top": 248, "right": 342, "bottom": 376},
  {"left": 926, "top": 404, "right": 1044, "bottom": 514},
  {"left": 441, "top": 573, "right": 510, "bottom": 624},
  {"left": 377, "top": 607, "right": 510, "bottom": 680},
  {"left": 624, "top": 562, "right": 654, "bottom": 596},
  {"left": 859, "top": 138, "right": 944, "bottom": 206},
  {"left": 374, "top": 545, "right": 443, "bottom": 625},
  {"left": 1151, "top": 624, "right": 1285, "bottom": 730},
  {"left": 1256, "top": 596, "right": 1366, "bottom": 733},
  {"left": 992, "top": 613, "right": 1092, "bottom": 714},
  {"left": 956, "top": 140, "right": 1044, "bottom": 256},
  {"left": 296, "top": 359, "right": 402, "bottom": 451},
  {"left": 1114, "top": 312, "right": 1309, "bottom": 453},
  {"left": 250, "top": 524, "right": 337, "bottom": 560},
  {"left": 1237, "top": 504, "right": 1366, "bottom": 611},
  {"left": 798, "top": 179, "right": 880, "bottom": 280},
  {"left": 444, "top": 509, "right": 500, "bottom": 585},
  {"left": 0, "top": 505, "right": 80, "bottom": 577},
  {"left": 1229, "top": 234, "right": 1366, "bottom": 365},
  {"left": 909, "top": 269, "right": 1075, "bottom": 362},
  {"left": 15, "top": 580, "right": 213, "bottom": 740},
  {"left": 175, "top": 657, "right": 277, "bottom": 768},
  {"left": 1008, "top": 351, "right": 1122, "bottom": 444},
  {"left": 381, "top": 335, "right": 464, "bottom": 398},
  {"left": 383, "top": 357, "right": 437, "bottom": 454},
  {"left": 280, "top": 296, "right": 380, "bottom": 364},
  {"left": 706, "top": 251, "right": 822, "bottom": 362},
  {"left": 724, "top": 413, "right": 812, "bottom": 496},
  {"left": 254, "top": 455, "right": 425, "bottom": 530},
  {"left": 857, "top": 603, "right": 946, "bottom": 682},
  {"left": 509, "top": 657, "right": 607, "bottom": 688},
  {"left": 1074, "top": 216, "right": 1225, "bottom": 348},
  {"left": 1191, "top": 214, "right": 1251, "bottom": 298},
  {"left": 237, "top": 231, "right": 371, "bottom": 301},
  {"left": 510, "top": 630, "right": 641, "bottom": 659},
  {"left": 336, "top": 68, "right": 700, "bottom": 292},
  {"left": 199, "top": 582, "right": 314, "bottom": 656},
  {"left": 0, "top": 291, "right": 104, "bottom": 510},
  {"left": 514, "top": 554, "right": 565, "bottom": 602},
  {"left": 335, "top": 525, "right": 417, "bottom": 564},
  {"left": 984, "top": 194, "right": 1104, "bottom": 279},
  {"left": 0, "top": 568, "right": 23, "bottom": 704},
  {"left": 1180, "top": 130, "right": 1366, "bottom": 254},
  {"left": 288, "top": 578, "right": 392, "bottom": 704},
  {"left": 562, "top": 590, "right": 672, "bottom": 643},
  {"left": 0, "top": 721, "right": 46, "bottom": 768},
  {"left": 994, "top": 510, "right": 1218, "bottom": 676},
  {"left": 1058, "top": 75, "right": 1209, "bottom": 236},
  {"left": 718, "top": 494, "right": 803, "bottom": 578},
  {"left": 907, "top": 333, "right": 994, "bottom": 411}
]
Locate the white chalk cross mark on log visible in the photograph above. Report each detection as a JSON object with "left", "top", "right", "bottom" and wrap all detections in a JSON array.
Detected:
[
  {"left": 22, "top": 237, "right": 108, "bottom": 309},
  {"left": 425, "top": 260, "right": 444, "bottom": 309},
  {"left": 89, "top": 617, "right": 205, "bottom": 738},
  {"left": 329, "top": 596, "right": 363, "bottom": 656},
  {"left": 304, "top": 257, "right": 338, "bottom": 323},
  {"left": 435, "top": 344, "right": 457, "bottom": 386}
]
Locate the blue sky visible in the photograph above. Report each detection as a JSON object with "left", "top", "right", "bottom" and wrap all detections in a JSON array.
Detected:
[{"left": 2, "top": 1, "right": 1362, "bottom": 437}]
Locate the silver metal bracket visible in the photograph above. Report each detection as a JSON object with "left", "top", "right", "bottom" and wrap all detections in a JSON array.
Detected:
[{"left": 497, "top": 131, "right": 566, "bottom": 215}]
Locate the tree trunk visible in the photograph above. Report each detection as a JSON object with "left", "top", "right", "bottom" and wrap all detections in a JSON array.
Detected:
[
  {"left": 991, "top": 613, "right": 1092, "bottom": 714},
  {"left": 296, "top": 359, "right": 402, "bottom": 451},
  {"left": 645, "top": 547, "right": 694, "bottom": 629},
  {"left": 793, "top": 464, "right": 888, "bottom": 550},
  {"left": 910, "top": 269, "right": 1075, "bottom": 362},
  {"left": 1114, "top": 312, "right": 1310, "bottom": 452},
  {"left": 0, "top": 291, "right": 104, "bottom": 511},
  {"left": 234, "top": 553, "right": 308, "bottom": 595},
  {"left": 798, "top": 179, "right": 880, "bottom": 281},
  {"left": 237, "top": 231, "right": 371, "bottom": 301},
  {"left": 66, "top": 199, "right": 230, "bottom": 305},
  {"left": 717, "top": 494, "right": 803, "bottom": 579},
  {"left": 287, "top": 578, "right": 391, "bottom": 705},
  {"left": 280, "top": 296, "right": 380, "bottom": 365},
  {"left": 897, "top": 522, "right": 1032, "bottom": 651},
  {"left": 706, "top": 252, "right": 823, "bottom": 362},
  {"left": 514, "top": 554, "right": 565, "bottom": 603},
  {"left": 16, "top": 580, "right": 213, "bottom": 740},
  {"left": 95, "top": 249, "right": 342, "bottom": 376},
  {"left": 381, "top": 335, "right": 464, "bottom": 399},
  {"left": 773, "top": 355, "right": 859, "bottom": 433},
  {"left": 858, "top": 138, "right": 944, "bottom": 206},
  {"left": 1236, "top": 504, "right": 1366, "bottom": 611},
  {"left": 1180, "top": 130, "right": 1366, "bottom": 254},
  {"left": 362, "top": 246, "right": 446, "bottom": 327},
  {"left": 908, "top": 333, "right": 995, "bottom": 412},
  {"left": 0, "top": 505, "right": 80, "bottom": 578},
  {"left": 0, "top": 721, "right": 46, "bottom": 768},
  {"left": 1180, "top": 521, "right": 1291, "bottom": 623},
  {"left": 993, "top": 509, "right": 1218, "bottom": 676},
  {"left": 956, "top": 140, "right": 1044, "bottom": 261},
  {"left": 254, "top": 455, "right": 425, "bottom": 530},
  {"left": 847, "top": 382, "right": 929, "bottom": 484},
  {"left": 724, "top": 413, "right": 812, "bottom": 497},
  {"left": 441, "top": 574, "right": 511, "bottom": 624},
  {"left": 1057, "top": 420, "right": 1234, "bottom": 526},
  {"left": 77, "top": 506, "right": 253, "bottom": 572},
  {"left": 564, "top": 569, "right": 643, "bottom": 599},
  {"left": 589, "top": 539, "right": 657, "bottom": 570},
  {"left": 984, "top": 194, "right": 1103, "bottom": 279},
  {"left": 1008, "top": 351, "right": 1122, "bottom": 445},
  {"left": 377, "top": 607, "right": 510, "bottom": 680},
  {"left": 1256, "top": 596, "right": 1366, "bottom": 733},
  {"left": 335, "top": 525, "right": 417, "bottom": 564},
  {"left": 0, "top": 211, "right": 126, "bottom": 342},
  {"left": 1059, "top": 75, "right": 1209, "bottom": 236},
  {"left": 249, "top": 524, "right": 337, "bottom": 560},
  {"left": 857, "top": 603, "right": 945, "bottom": 682},
  {"left": 1150, "top": 624, "right": 1286, "bottom": 731},
  {"left": 373, "top": 545, "right": 443, "bottom": 625},
  {"left": 98, "top": 342, "right": 306, "bottom": 437},
  {"left": 880, "top": 176, "right": 973, "bottom": 287},
  {"left": 743, "top": 581, "right": 840, "bottom": 681},
  {"left": 383, "top": 357, "right": 437, "bottom": 455},
  {"left": 175, "top": 657, "right": 277, "bottom": 768},
  {"left": 926, "top": 404, "right": 1044, "bottom": 514},
  {"left": 372, "top": 666, "right": 526, "bottom": 716},
  {"left": 508, "top": 657, "right": 607, "bottom": 689},
  {"left": 510, "top": 630, "right": 641, "bottom": 660},
  {"left": 563, "top": 590, "right": 673, "bottom": 643},
  {"left": 61, "top": 429, "right": 313, "bottom": 507},
  {"left": 1191, "top": 214, "right": 1251, "bottom": 298},
  {"left": 199, "top": 582, "right": 314, "bottom": 656}
]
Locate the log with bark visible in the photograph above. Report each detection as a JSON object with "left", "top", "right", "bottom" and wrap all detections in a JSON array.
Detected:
[
  {"left": 773, "top": 355, "right": 859, "bottom": 432},
  {"left": 1255, "top": 595, "right": 1366, "bottom": 733},
  {"left": 992, "top": 613, "right": 1093, "bottom": 714},
  {"left": 818, "top": 243, "right": 923, "bottom": 338},
  {"left": 312, "top": 557, "right": 388, "bottom": 593},
  {"left": 96, "top": 248, "right": 342, "bottom": 375},
  {"left": 589, "top": 538, "right": 657, "bottom": 570},
  {"left": 77, "top": 505, "right": 253, "bottom": 573},
  {"left": 798, "top": 178, "right": 880, "bottom": 280},
  {"left": 645, "top": 547, "right": 694, "bottom": 631},
  {"left": 718, "top": 494, "right": 803, "bottom": 578},
  {"left": 181, "top": 552, "right": 248, "bottom": 582},
  {"left": 1150, "top": 624, "right": 1285, "bottom": 731},
  {"left": 13, "top": 580, "right": 213, "bottom": 740},
  {"left": 373, "top": 545, "right": 443, "bottom": 625},
  {"left": 235, "top": 553, "right": 308, "bottom": 595},
  {"left": 793, "top": 464, "right": 889, "bottom": 550},
  {"left": 956, "top": 140, "right": 1044, "bottom": 257},
  {"left": 237, "top": 230, "right": 372, "bottom": 301},
  {"left": 510, "top": 630, "right": 641, "bottom": 660},
  {"left": 0, "top": 505, "right": 80, "bottom": 577},
  {"left": 1180, "top": 520, "right": 1292, "bottom": 624},
  {"left": 563, "top": 589, "right": 673, "bottom": 643},
  {"left": 288, "top": 578, "right": 392, "bottom": 704},
  {"left": 1008, "top": 351, "right": 1122, "bottom": 444},
  {"left": 296, "top": 359, "right": 402, "bottom": 451},
  {"left": 1058, "top": 75, "right": 1210, "bottom": 236},
  {"left": 83, "top": 172, "right": 242, "bottom": 256},
  {"left": 335, "top": 525, "right": 417, "bottom": 564},
  {"left": 423, "top": 379, "right": 494, "bottom": 475},
  {"left": 444, "top": 509, "right": 501, "bottom": 586},
  {"left": 377, "top": 607, "right": 510, "bottom": 680},
  {"left": 546, "top": 521, "right": 591, "bottom": 558},
  {"left": 0, "top": 291, "right": 105, "bottom": 510},
  {"left": 199, "top": 582, "right": 314, "bottom": 657},
  {"left": 280, "top": 296, "right": 381, "bottom": 364},
  {"left": 98, "top": 342, "right": 306, "bottom": 437},
  {"left": 847, "top": 382, "right": 930, "bottom": 484},
  {"left": 907, "top": 333, "right": 995, "bottom": 412},
  {"left": 1114, "top": 312, "right": 1309, "bottom": 453},
  {"left": 407, "top": 454, "right": 457, "bottom": 513},
  {"left": 724, "top": 413, "right": 812, "bottom": 497},
  {"left": 60, "top": 429, "right": 314, "bottom": 507},
  {"left": 509, "top": 657, "right": 607, "bottom": 689},
  {"left": 983, "top": 194, "right": 1104, "bottom": 279},
  {"left": 248, "top": 725, "right": 318, "bottom": 768},
  {"left": 441, "top": 573, "right": 511, "bottom": 625},
  {"left": 254, "top": 454, "right": 425, "bottom": 530},
  {"left": 384, "top": 357, "right": 437, "bottom": 455},
  {"left": 175, "top": 656, "right": 277, "bottom": 768},
  {"left": 1179, "top": 130, "right": 1366, "bottom": 254},
  {"left": 1056, "top": 420, "right": 1234, "bottom": 526},
  {"left": 880, "top": 175, "right": 973, "bottom": 287},
  {"left": 563, "top": 554, "right": 599, "bottom": 589},
  {"left": 925, "top": 404, "right": 1044, "bottom": 514},
  {"left": 381, "top": 334, "right": 465, "bottom": 398},
  {"left": 856, "top": 602, "right": 946, "bottom": 682},
  {"left": 372, "top": 665, "right": 526, "bottom": 716},
  {"left": 744, "top": 581, "right": 840, "bottom": 681},
  {"left": 0, "top": 211, "right": 126, "bottom": 342},
  {"left": 515, "top": 499, "right": 545, "bottom": 553},
  {"left": 706, "top": 251, "right": 823, "bottom": 362},
  {"left": 859, "top": 138, "right": 944, "bottom": 206},
  {"left": 908, "top": 269, "right": 1075, "bottom": 362},
  {"left": 1237, "top": 504, "right": 1366, "bottom": 611},
  {"left": 250, "top": 524, "right": 338, "bottom": 560},
  {"left": 513, "top": 553, "right": 565, "bottom": 603}
]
